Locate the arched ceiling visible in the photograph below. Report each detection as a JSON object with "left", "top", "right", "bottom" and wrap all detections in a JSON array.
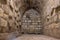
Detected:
[
  {"left": 0, "top": 0, "right": 45, "bottom": 18},
  {"left": 19, "top": 0, "right": 44, "bottom": 17}
]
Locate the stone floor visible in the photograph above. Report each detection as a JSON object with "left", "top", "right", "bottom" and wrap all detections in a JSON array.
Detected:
[{"left": 15, "top": 34, "right": 60, "bottom": 40}]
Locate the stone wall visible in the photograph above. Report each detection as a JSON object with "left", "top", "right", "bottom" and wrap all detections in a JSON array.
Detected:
[
  {"left": 21, "top": 9, "right": 42, "bottom": 33},
  {"left": 0, "top": 0, "right": 60, "bottom": 39},
  {"left": 43, "top": 0, "right": 60, "bottom": 38}
]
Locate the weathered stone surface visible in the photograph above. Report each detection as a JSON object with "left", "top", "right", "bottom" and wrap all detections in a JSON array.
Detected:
[
  {"left": 0, "top": 33, "right": 9, "bottom": 40},
  {"left": 43, "top": 23, "right": 60, "bottom": 38},
  {"left": 15, "top": 34, "right": 60, "bottom": 40},
  {"left": 43, "top": 0, "right": 60, "bottom": 38},
  {"left": 0, "top": 0, "right": 60, "bottom": 39},
  {"left": 0, "top": 31, "right": 20, "bottom": 40},
  {"left": 0, "top": 0, "right": 21, "bottom": 33}
]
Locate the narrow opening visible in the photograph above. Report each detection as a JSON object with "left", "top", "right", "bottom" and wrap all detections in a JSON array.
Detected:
[
  {"left": 9, "top": 5, "right": 13, "bottom": 11},
  {"left": 51, "top": 8, "right": 54, "bottom": 16},
  {"left": 47, "top": 18, "right": 49, "bottom": 22}
]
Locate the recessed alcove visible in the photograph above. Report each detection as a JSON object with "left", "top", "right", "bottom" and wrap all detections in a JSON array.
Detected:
[{"left": 21, "top": 9, "right": 42, "bottom": 34}]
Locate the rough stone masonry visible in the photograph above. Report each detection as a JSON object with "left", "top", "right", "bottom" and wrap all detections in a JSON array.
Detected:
[{"left": 0, "top": 0, "right": 60, "bottom": 39}]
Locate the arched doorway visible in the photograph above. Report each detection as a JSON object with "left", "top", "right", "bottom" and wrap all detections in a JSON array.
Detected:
[{"left": 21, "top": 9, "right": 42, "bottom": 34}]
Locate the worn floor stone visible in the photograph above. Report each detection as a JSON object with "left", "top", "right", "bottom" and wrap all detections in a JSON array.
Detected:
[{"left": 15, "top": 34, "right": 60, "bottom": 40}]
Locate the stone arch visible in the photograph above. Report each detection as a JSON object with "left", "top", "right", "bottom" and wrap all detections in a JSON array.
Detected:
[
  {"left": 21, "top": 9, "right": 42, "bottom": 34},
  {"left": 21, "top": 8, "right": 41, "bottom": 18}
]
